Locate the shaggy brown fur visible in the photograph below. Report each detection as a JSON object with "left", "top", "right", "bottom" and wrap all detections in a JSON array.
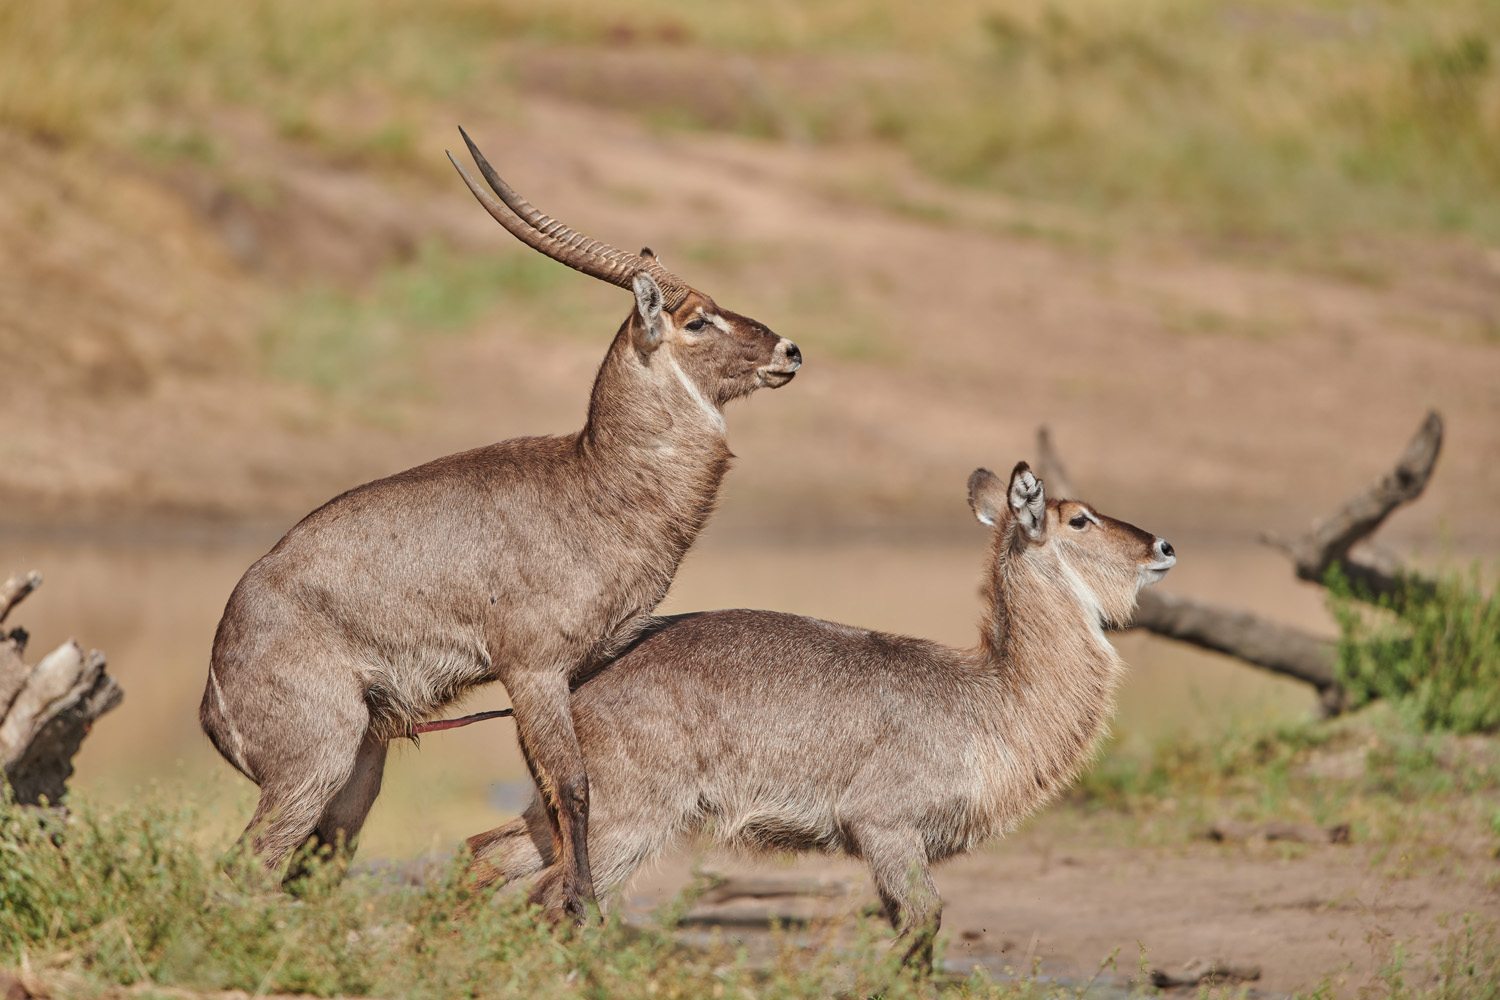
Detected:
[
  {"left": 467, "top": 462, "right": 1174, "bottom": 965},
  {"left": 202, "top": 270, "right": 800, "bottom": 916}
]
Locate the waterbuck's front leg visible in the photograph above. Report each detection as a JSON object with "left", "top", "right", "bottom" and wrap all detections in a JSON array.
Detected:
[{"left": 508, "top": 670, "right": 596, "bottom": 921}]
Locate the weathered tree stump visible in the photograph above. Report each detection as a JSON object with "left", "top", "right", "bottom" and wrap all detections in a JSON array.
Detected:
[{"left": 0, "top": 571, "right": 121, "bottom": 806}]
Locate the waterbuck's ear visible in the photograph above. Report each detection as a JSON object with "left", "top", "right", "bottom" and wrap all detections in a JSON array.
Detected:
[
  {"left": 967, "top": 468, "right": 1007, "bottom": 527},
  {"left": 1008, "top": 461, "right": 1046, "bottom": 540},
  {"left": 632, "top": 271, "right": 666, "bottom": 353}
]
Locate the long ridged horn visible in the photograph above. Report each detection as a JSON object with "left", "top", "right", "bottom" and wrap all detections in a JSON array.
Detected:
[{"left": 449, "top": 128, "right": 690, "bottom": 311}]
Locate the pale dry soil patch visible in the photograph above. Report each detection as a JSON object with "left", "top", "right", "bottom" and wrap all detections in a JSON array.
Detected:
[{"left": 624, "top": 827, "right": 1500, "bottom": 997}]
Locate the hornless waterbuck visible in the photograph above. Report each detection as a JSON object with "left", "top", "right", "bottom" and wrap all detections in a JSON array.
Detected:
[
  {"left": 200, "top": 130, "right": 801, "bottom": 915},
  {"left": 468, "top": 462, "right": 1174, "bottom": 965}
]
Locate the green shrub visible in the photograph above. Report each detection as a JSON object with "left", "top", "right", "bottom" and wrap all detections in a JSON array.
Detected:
[{"left": 1331, "top": 565, "right": 1500, "bottom": 734}]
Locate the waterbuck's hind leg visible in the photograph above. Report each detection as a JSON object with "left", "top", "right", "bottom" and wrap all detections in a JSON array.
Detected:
[
  {"left": 283, "top": 735, "right": 389, "bottom": 886},
  {"left": 216, "top": 662, "right": 371, "bottom": 884},
  {"left": 467, "top": 806, "right": 554, "bottom": 891},
  {"left": 858, "top": 827, "right": 942, "bottom": 975},
  {"left": 241, "top": 760, "right": 359, "bottom": 883},
  {"left": 464, "top": 809, "right": 575, "bottom": 923}
]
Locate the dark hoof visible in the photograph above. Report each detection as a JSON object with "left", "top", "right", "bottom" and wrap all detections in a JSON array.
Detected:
[{"left": 561, "top": 892, "right": 599, "bottom": 927}]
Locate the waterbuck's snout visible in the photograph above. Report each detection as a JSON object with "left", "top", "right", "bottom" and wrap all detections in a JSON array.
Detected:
[
  {"left": 759, "top": 337, "right": 802, "bottom": 388},
  {"left": 1143, "top": 537, "right": 1176, "bottom": 583}
]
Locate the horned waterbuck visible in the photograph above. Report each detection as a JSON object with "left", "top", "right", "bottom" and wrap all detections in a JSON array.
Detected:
[
  {"left": 201, "top": 131, "right": 801, "bottom": 916},
  {"left": 468, "top": 462, "right": 1174, "bottom": 964}
]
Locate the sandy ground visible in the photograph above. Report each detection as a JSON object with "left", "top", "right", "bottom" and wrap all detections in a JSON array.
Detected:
[{"left": 620, "top": 829, "right": 1500, "bottom": 997}]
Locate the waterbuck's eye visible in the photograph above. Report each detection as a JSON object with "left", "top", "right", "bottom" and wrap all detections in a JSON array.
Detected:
[
  {"left": 1069, "top": 514, "right": 1090, "bottom": 529},
  {"left": 684, "top": 319, "right": 707, "bottom": 332}
]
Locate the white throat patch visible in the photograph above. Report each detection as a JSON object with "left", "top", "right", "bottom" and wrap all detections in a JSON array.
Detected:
[
  {"left": 1053, "top": 547, "right": 1112, "bottom": 653},
  {"left": 665, "top": 351, "right": 726, "bottom": 434}
]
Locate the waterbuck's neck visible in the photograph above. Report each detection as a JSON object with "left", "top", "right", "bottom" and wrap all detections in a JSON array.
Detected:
[
  {"left": 968, "top": 535, "right": 1126, "bottom": 829},
  {"left": 577, "top": 324, "right": 734, "bottom": 562}
]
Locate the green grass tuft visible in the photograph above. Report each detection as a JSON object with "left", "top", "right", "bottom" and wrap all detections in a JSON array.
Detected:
[{"left": 1331, "top": 564, "right": 1500, "bottom": 734}]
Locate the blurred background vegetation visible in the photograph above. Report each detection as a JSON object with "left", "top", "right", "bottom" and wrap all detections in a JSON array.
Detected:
[{"left": 3, "top": 0, "right": 1497, "bottom": 242}]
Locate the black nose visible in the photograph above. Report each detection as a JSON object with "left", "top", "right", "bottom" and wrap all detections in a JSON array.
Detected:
[
  {"left": 1159, "top": 540, "right": 1174, "bottom": 557},
  {"left": 783, "top": 342, "right": 801, "bottom": 364}
]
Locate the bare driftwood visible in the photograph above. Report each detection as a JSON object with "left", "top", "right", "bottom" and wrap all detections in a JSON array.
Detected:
[
  {"left": 1206, "top": 818, "right": 1350, "bottom": 845},
  {"left": 0, "top": 570, "right": 42, "bottom": 719},
  {"left": 1266, "top": 411, "right": 1442, "bottom": 602},
  {"left": 1150, "top": 956, "right": 1262, "bottom": 988},
  {"left": 1131, "top": 590, "right": 1344, "bottom": 712},
  {"left": 0, "top": 570, "right": 41, "bottom": 626},
  {"left": 697, "top": 872, "right": 851, "bottom": 904},
  {"left": 1035, "top": 413, "right": 1444, "bottom": 716},
  {"left": 0, "top": 572, "right": 122, "bottom": 806},
  {"left": 679, "top": 901, "right": 826, "bottom": 928},
  {"left": 681, "top": 870, "right": 859, "bottom": 927}
]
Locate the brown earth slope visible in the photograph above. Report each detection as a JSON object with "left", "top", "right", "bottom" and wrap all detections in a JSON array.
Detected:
[{"left": 3, "top": 97, "right": 1497, "bottom": 548}]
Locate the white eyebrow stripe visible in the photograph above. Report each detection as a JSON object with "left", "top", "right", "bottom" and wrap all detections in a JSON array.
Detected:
[
  {"left": 708, "top": 314, "right": 730, "bottom": 332},
  {"left": 1071, "top": 507, "right": 1101, "bottom": 525}
]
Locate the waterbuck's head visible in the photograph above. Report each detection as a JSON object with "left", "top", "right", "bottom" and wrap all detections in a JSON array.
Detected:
[
  {"left": 448, "top": 130, "right": 800, "bottom": 430},
  {"left": 968, "top": 462, "right": 1175, "bottom": 628}
]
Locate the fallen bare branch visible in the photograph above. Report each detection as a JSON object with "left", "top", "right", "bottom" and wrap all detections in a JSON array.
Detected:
[
  {"left": 3, "top": 658, "right": 120, "bottom": 807},
  {"left": 680, "top": 901, "right": 825, "bottom": 927},
  {"left": 0, "top": 636, "right": 29, "bottom": 721},
  {"left": 1273, "top": 411, "right": 1442, "bottom": 600},
  {"left": 696, "top": 872, "right": 850, "bottom": 905},
  {"left": 1132, "top": 590, "right": 1341, "bottom": 700},
  {"left": 0, "top": 642, "right": 103, "bottom": 767},
  {"left": 1207, "top": 818, "right": 1349, "bottom": 845},
  {"left": 1150, "top": 956, "right": 1261, "bottom": 988}
]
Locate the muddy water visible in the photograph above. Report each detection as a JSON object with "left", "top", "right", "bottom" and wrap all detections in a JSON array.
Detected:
[{"left": 0, "top": 529, "right": 1320, "bottom": 857}]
